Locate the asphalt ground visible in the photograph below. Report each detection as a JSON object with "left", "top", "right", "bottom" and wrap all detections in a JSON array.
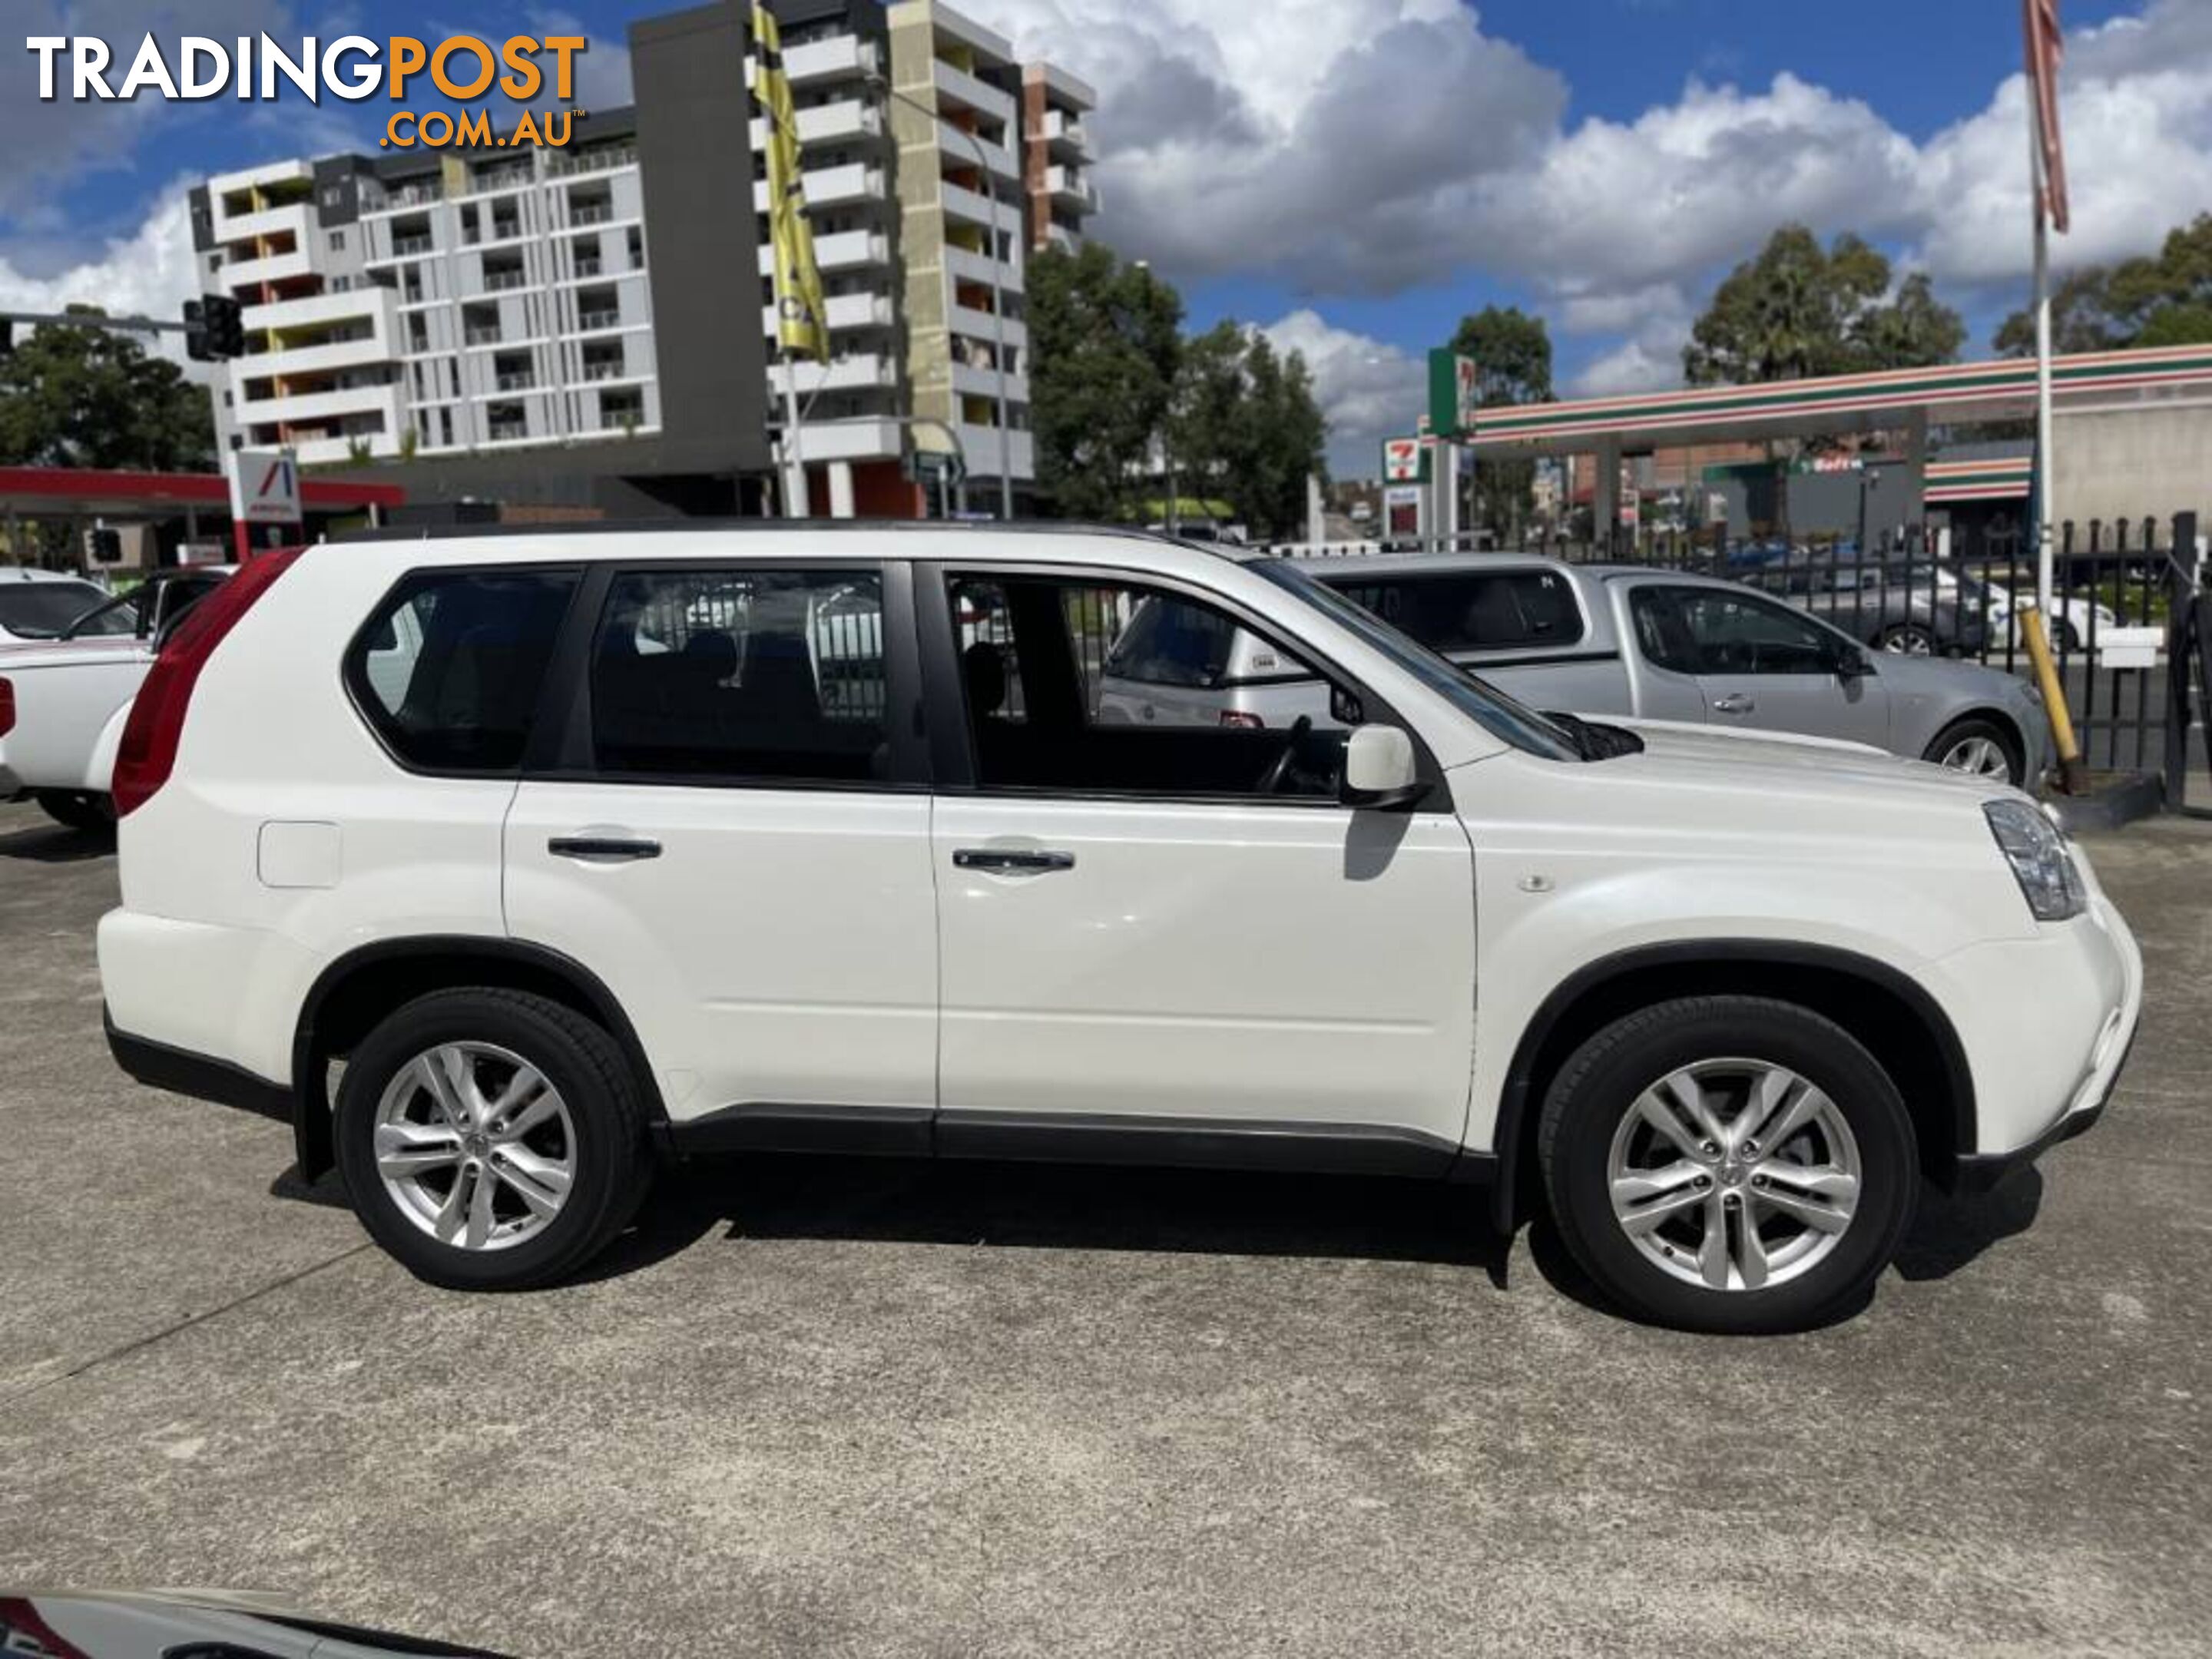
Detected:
[{"left": 0, "top": 795, "right": 2206, "bottom": 1657}]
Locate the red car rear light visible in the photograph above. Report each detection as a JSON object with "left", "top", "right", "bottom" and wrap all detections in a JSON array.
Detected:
[
  {"left": 112, "top": 548, "right": 303, "bottom": 816},
  {"left": 0, "top": 678, "right": 13, "bottom": 737},
  {"left": 1219, "top": 710, "right": 1264, "bottom": 730}
]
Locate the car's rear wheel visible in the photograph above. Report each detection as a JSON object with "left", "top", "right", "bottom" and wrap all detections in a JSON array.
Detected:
[
  {"left": 334, "top": 988, "right": 653, "bottom": 1290},
  {"left": 1924, "top": 717, "right": 2023, "bottom": 784},
  {"left": 1537, "top": 996, "right": 1917, "bottom": 1334},
  {"left": 35, "top": 790, "right": 114, "bottom": 836},
  {"left": 1878, "top": 623, "right": 1936, "bottom": 656}
]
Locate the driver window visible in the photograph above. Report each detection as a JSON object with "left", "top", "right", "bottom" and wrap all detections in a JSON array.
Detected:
[
  {"left": 947, "top": 574, "right": 1356, "bottom": 801},
  {"left": 1671, "top": 588, "right": 1838, "bottom": 676}
]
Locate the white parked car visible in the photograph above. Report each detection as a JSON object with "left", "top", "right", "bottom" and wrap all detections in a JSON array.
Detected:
[
  {"left": 97, "top": 527, "right": 2140, "bottom": 1333},
  {"left": 0, "top": 568, "right": 114, "bottom": 647},
  {"left": 0, "top": 568, "right": 230, "bottom": 830}
]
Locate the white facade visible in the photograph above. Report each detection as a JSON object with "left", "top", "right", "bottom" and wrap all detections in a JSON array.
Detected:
[
  {"left": 358, "top": 144, "right": 662, "bottom": 456},
  {"left": 203, "top": 161, "right": 402, "bottom": 467}
]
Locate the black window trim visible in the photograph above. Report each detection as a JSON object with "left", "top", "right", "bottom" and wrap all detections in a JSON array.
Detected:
[
  {"left": 524, "top": 554, "right": 932, "bottom": 794},
  {"left": 343, "top": 560, "right": 588, "bottom": 781},
  {"left": 916, "top": 558, "right": 1451, "bottom": 813}
]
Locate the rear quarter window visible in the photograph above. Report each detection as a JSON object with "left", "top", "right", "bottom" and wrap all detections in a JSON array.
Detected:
[{"left": 346, "top": 568, "right": 578, "bottom": 772}]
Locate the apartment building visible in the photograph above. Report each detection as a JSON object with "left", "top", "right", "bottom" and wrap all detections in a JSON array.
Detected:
[
  {"left": 190, "top": 114, "right": 661, "bottom": 469},
  {"left": 184, "top": 0, "right": 1100, "bottom": 518}
]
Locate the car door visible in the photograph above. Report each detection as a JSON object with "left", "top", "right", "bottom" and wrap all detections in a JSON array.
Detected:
[
  {"left": 502, "top": 559, "right": 939, "bottom": 1135},
  {"left": 1635, "top": 582, "right": 1890, "bottom": 748},
  {"left": 924, "top": 564, "right": 1478, "bottom": 1167}
]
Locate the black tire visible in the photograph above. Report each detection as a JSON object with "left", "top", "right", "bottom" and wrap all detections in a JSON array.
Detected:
[
  {"left": 334, "top": 988, "right": 653, "bottom": 1290},
  {"left": 1537, "top": 995, "right": 1917, "bottom": 1335},
  {"left": 2053, "top": 618, "right": 2081, "bottom": 654},
  {"left": 1922, "top": 716, "right": 2024, "bottom": 785},
  {"left": 35, "top": 790, "right": 115, "bottom": 836},
  {"left": 1877, "top": 623, "right": 1935, "bottom": 656}
]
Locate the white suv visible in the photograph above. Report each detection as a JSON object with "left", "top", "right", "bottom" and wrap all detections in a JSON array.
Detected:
[{"left": 96, "top": 527, "right": 2141, "bottom": 1333}]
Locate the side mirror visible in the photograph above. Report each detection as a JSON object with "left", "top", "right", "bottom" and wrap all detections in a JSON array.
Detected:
[
  {"left": 1339, "top": 724, "right": 1427, "bottom": 811},
  {"left": 1836, "top": 645, "right": 1872, "bottom": 681}
]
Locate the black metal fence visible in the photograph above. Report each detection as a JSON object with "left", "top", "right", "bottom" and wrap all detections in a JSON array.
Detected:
[{"left": 1273, "top": 512, "right": 2207, "bottom": 805}]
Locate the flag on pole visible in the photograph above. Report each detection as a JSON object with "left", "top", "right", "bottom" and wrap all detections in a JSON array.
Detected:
[
  {"left": 2022, "top": 0, "right": 2070, "bottom": 233},
  {"left": 753, "top": 2, "right": 829, "bottom": 361}
]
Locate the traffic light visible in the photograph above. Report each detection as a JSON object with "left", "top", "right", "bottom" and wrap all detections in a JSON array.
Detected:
[
  {"left": 185, "top": 294, "right": 245, "bottom": 362},
  {"left": 85, "top": 527, "right": 122, "bottom": 565}
]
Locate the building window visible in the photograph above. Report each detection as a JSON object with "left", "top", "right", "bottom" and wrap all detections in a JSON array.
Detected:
[{"left": 328, "top": 230, "right": 346, "bottom": 250}]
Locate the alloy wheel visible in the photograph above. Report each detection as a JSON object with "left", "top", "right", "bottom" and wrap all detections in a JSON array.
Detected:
[
  {"left": 1605, "top": 1058, "right": 1862, "bottom": 1293},
  {"left": 1938, "top": 735, "right": 2012, "bottom": 777},
  {"left": 1883, "top": 628, "right": 1934, "bottom": 656},
  {"left": 373, "top": 1041, "right": 576, "bottom": 1252}
]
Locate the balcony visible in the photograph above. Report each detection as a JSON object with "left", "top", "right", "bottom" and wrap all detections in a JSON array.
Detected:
[
  {"left": 748, "top": 99, "right": 885, "bottom": 151},
  {"left": 777, "top": 34, "right": 879, "bottom": 85},
  {"left": 369, "top": 182, "right": 443, "bottom": 213},
  {"left": 1042, "top": 222, "right": 1081, "bottom": 256},
  {"left": 783, "top": 416, "right": 903, "bottom": 462},
  {"left": 545, "top": 144, "right": 638, "bottom": 178},
  {"left": 221, "top": 247, "right": 314, "bottom": 288},
  {"left": 213, "top": 201, "right": 311, "bottom": 245},
  {"left": 576, "top": 310, "right": 623, "bottom": 333},
  {"left": 777, "top": 353, "right": 895, "bottom": 395},
  {"left": 581, "top": 357, "right": 628, "bottom": 382},
  {"left": 952, "top": 362, "right": 1029, "bottom": 404},
  {"left": 932, "top": 58, "right": 1015, "bottom": 126},
  {"left": 236, "top": 381, "right": 399, "bottom": 428},
  {"left": 757, "top": 230, "right": 889, "bottom": 277},
  {"left": 945, "top": 243, "right": 1020, "bottom": 292},
  {"left": 392, "top": 234, "right": 434, "bottom": 257},
  {"left": 571, "top": 257, "right": 604, "bottom": 279},
  {"left": 941, "top": 181, "right": 1022, "bottom": 235},
  {"left": 955, "top": 422, "right": 1035, "bottom": 482},
  {"left": 750, "top": 164, "right": 886, "bottom": 215},
  {"left": 495, "top": 371, "right": 537, "bottom": 392},
  {"left": 1045, "top": 165, "right": 1098, "bottom": 213},
  {"left": 463, "top": 325, "right": 503, "bottom": 346},
  {"left": 1040, "top": 108, "right": 1091, "bottom": 154},
  {"left": 760, "top": 291, "right": 892, "bottom": 335},
  {"left": 936, "top": 121, "right": 1018, "bottom": 180},
  {"left": 482, "top": 268, "right": 529, "bottom": 293},
  {"left": 948, "top": 304, "right": 1028, "bottom": 352},
  {"left": 570, "top": 203, "right": 614, "bottom": 227}
]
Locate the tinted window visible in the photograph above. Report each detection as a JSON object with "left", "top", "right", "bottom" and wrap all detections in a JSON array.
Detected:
[
  {"left": 589, "top": 568, "right": 889, "bottom": 783},
  {"left": 1104, "top": 594, "right": 1239, "bottom": 687},
  {"left": 349, "top": 569, "right": 577, "bottom": 771},
  {"left": 0, "top": 581, "right": 108, "bottom": 637},
  {"left": 1326, "top": 569, "right": 1583, "bottom": 652}
]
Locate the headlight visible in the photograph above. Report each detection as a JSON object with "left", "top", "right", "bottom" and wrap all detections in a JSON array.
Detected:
[{"left": 1985, "top": 799, "right": 2086, "bottom": 922}]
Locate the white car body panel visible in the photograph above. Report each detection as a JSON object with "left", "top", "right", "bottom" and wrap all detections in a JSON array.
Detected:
[
  {"left": 0, "top": 639, "right": 155, "bottom": 793},
  {"left": 95, "top": 528, "right": 2139, "bottom": 1198}
]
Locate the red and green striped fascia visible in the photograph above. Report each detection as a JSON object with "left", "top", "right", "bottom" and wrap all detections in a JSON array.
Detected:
[
  {"left": 1473, "top": 345, "right": 2212, "bottom": 445},
  {"left": 1924, "top": 456, "right": 2034, "bottom": 504}
]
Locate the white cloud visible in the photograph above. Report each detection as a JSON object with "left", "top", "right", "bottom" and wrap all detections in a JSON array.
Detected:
[
  {"left": 1258, "top": 309, "right": 1424, "bottom": 474},
  {"left": 0, "top": 187, "right": 210, "bottom": 372}
]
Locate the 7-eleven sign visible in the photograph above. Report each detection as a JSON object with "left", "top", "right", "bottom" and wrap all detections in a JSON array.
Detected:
[{"left": 1381, "top": 435, "right": 1428, "bottom": 483}]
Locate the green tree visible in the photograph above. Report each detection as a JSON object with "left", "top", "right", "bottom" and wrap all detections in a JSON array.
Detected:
[
  {"left": 1995, "top": 214, "right": 2212, "bottom": 354},
  {"left": 1684, "top": 227, "right": 1965, "bottom": 385},
  {"left": 1027, "top": 242, "right": 1183, "bottom": 522},
  {"left": 0, "top": 307, "right": 215, "bottom": 472},
  {"left": 1166, "top": 323, "right": 1327, "bottom": 540},
  {"left": 1449, "top": 306, "right": 1554, "bottom": 540}
]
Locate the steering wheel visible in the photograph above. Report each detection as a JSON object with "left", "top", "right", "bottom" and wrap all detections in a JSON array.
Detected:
[{"left": 1255, "top": 715, "right": 1313, "bottom": 794}]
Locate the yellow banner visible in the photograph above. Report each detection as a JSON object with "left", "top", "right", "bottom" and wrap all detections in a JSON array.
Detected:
[{"left": 753, "top": 2, "right": 829, "bottom": 363}]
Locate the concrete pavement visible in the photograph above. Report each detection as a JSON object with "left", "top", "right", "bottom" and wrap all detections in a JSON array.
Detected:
[{"left": 0, "top": 797, "right": 2206, "bottom": 1657}]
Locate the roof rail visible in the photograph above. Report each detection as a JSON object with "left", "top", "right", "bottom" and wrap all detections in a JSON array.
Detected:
[{"left": 332, "top": 518, "right": 1199, "bottom": 548}]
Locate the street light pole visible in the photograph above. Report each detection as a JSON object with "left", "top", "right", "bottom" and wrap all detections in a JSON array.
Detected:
[{"left": 871, "top": 72, "right": 1017, "bottom": 521}]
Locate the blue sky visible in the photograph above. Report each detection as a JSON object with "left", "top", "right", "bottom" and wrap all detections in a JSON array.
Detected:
[{"left": 5, "top": 0, "right": 2206, "bottom": 472}]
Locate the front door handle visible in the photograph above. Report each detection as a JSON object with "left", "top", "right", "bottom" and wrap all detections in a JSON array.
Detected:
[
  {"left": 1712, "top": 693, "right": 1756, "bottom": 715},
  {"left": 549, "top": 835, "right": 662, "bottom": 863},
  {"left": 953, "top": 848, "right": 1076, "bottom": 874}
]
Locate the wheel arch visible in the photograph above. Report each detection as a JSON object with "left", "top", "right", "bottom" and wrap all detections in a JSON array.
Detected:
[
  {"left": 1488, "top": 940, "right": 1976, "bottom": 1235},
  {"left": 290, "top": 935, "right": 666, "bottom": 1181},
  {"left": 1926, "top": 706, "right": 2028, "bottom": 776}
]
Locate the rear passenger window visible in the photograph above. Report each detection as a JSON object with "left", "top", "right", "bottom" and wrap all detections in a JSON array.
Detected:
[
  {"left": 348, "top": 569, "right": 577, "bottom": 772},
  {"left": 1330, "top": 571, "right": 1583, "bottom": 653},
  {"left": 588, "top": 568, "right": 889, "bottom": 783}
]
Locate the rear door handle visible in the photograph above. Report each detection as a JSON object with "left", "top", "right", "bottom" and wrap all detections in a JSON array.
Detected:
[
  {"left": 953, "top": 848, "right": 1076, "bottom": 874},
  {"left": 549, "top": 835, "right": 662, "bottom": 863},
  {"left": 1712, "top": 694, "right": 1755, "bottom": 715}
]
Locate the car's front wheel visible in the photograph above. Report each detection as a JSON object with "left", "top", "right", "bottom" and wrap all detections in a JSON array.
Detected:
[
  {"left": 334, "top": 988, "right": 653, "bottom": 1290},
  {"left": 1538, "top": 995, "right": 1918, "bottom": 1333},
  {"left": 1878, "top": 623, "right": 1936, "bottom": 656},
  {"left": 1924, "top": 717, "right": 2024, "bottom": 784}
]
